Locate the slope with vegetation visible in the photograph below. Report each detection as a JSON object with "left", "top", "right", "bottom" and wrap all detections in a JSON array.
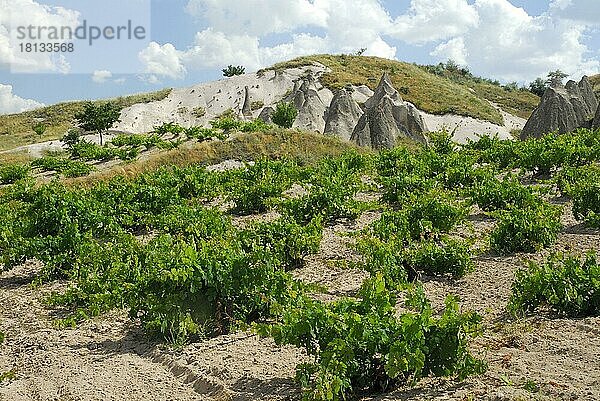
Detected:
[
  {"left": 0, "top": 89, "right": 171, "bottom": 151},
  {"left": 1, "top": 116, "right": 600, "bottom": 399},
  {"left": 262, "top": 55, "right": 540, "bottom": 124}
]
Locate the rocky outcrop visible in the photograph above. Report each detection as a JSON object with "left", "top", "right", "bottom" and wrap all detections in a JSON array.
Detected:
[
  {"left": 593, "top": 104, "right": 600, "bottom": 129},
  {"left": 324, "top": 88, "right": 363, "bottom": 140},
  {"left": 241, "top": 86, "right": 252, "bottom": 119},
  {"left": 287, "top": 73, "right": 328, "bottom": 133},
  {"left": 350, "top": 73, "right": 427, "bottom": 149},
  {"left": 521, "top": 76, "right": 599, "bottom": 139},
  {"left": 258, "top": 106, "right": 275, "bottom": 123}
]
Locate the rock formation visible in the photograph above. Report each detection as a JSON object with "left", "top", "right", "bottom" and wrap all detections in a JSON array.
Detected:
[
  {"left": 287, "top": 73, "right": 328, "bottom": 133},
  {"left": 258, "top": 106, "right": 275, "bottom": 123},
  {"left": 521, "top": 76, "right": 599, "bottom": 139},
  {"left": 350, "top": 73, "right": 427, "bottom": 149},
  {"left": 241, "top": 86, "right": 252, "bottom": 119},
  {"left": 593, "top": 104, "right": 600, "bottom": 129},
  {"left": 324, "top": 88, "right": 364, "bottom": 141}
]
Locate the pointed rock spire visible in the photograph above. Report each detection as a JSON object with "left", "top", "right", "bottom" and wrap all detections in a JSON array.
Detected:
[
  {"left": 324, "top": 88, "right": 364, "bottom": 141},
  {"left": 522, "top": 76, "right": 599, "bottom": 139},
  {"left": 350, "top": 73, "right": 427, "bottom": 149}
]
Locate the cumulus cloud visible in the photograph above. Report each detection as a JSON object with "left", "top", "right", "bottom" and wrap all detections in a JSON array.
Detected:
[
  {"left": 0, "top": 83, "right": 44, "bottom": 114},
  {"left": 139, "top": 42, "right": 186, "bottom": 79},
  {"left": 185, "top": 0, "right": 327, "bottom": 36},
  {"left": 140, "top": 0, "right": 397, "bottom": 80},
  {"left": 0, "top": 0, "right": 79, "bottom": 73},
  {"left": 91, "top": 70, "right": 112, "bottom": 83},
  {"left": 430, "top": 37, "right": 468, "bottom": 65},
  {"left": 139, "top": 0, "right": 599, "bottom": 83},
  {"left": 389, "top": 0, "right": 479, "bottom": 44},
  {"left": 429, "top": 0, "right": 600, "bottom": 81}
]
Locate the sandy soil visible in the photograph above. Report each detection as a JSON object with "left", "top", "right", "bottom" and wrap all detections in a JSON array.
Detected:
[{"left": 1, "top": 196, "right": 599, "bottom": 401}]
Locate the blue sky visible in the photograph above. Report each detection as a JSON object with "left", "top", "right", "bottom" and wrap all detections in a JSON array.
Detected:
[{"left": 0, "top": 0, "right": 599, "bottom": 113}]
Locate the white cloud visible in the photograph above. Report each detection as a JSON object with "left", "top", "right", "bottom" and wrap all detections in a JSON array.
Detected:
[
  {"left": 138, "top": 0, "right": 599, "bottom": 83},
  {"left": 447, "top": 0, "right": 600, "bottom": 81},
  {"left": 389, "top": 0, "right": 479, "bottom": 44},
  {"left": 92, "top": 70, "right": 112, "bottom": 83},
  {"left": 0, "top": 83, "right": 44, "bottom": 114},
  {"left": 185, "top": 0, "right": 327, "bottom": 36},
  {"left": 141, "top": 0, "right": 398, "bottom": 78},
  {"left": 139, "top": 42, "right": 186, "bottom": 80},
  {"left": 430, "top": 37, "right": 467, "bottom": 65},
  {"left": 183, "top": 29, "right": 260, "bottom": 70},
  {"left": 0, "top": 0, "right": 79, "bottom": 73}
]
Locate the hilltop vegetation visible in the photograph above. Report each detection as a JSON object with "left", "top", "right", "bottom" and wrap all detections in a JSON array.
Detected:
[
  {"left": 263, "top": 55, "right": 540, "bottom": 124},
  {"left": 0, "top": 89, "right": 171, "bottom": 151},
  {"left": 0, "top": 55, "right": 542, "bottom": 154}
]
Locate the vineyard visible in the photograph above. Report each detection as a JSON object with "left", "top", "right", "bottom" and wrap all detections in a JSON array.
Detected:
[{"left": 1, "top": 127, "right": 600, "bottom": 400}]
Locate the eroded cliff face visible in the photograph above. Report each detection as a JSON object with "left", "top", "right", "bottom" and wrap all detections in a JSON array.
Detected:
[
  {"left": 522, "top": 76, "right": 599, "bottom": 139},
  {"left": 115, "top": 63, "right": 526, "bottom": 147}
]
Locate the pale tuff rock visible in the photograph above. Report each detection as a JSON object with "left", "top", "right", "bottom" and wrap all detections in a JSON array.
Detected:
[
  {"left": 350, "top": 73, "right": 427, "bottom": 149},
  {"left": 287, "top": 73, "right": 328, "bottom": 133},
  {"left": 522, "top": 76, "right": 599, "bottom": 139},
  {"left": 324, "top": 88, "right": 364, "bottom": 141}
]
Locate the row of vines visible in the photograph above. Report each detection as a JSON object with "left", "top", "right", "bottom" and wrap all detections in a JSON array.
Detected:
[{"left": 1, "top": 128, "right": 599, "bottom": 399}]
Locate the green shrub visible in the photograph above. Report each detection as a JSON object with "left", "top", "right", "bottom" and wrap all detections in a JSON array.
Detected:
[
  {"left": 272, "top": 102, "right": 298, "bottom": 129},
  {"left": 471, "top": 176, "right": 537, "bottom": 212},
  {"left": 555, "top": 165, "right": 600, "bottom": 197},
  {"left": 0, "top": 164, "right": 30, "bottom": 184},
  {"left": 153, "top": 122, "right": 186, "bottom": 136},
  {"left": 222, "top": 65, "right": 245, "bottom": 77},
  {"left": 407, "top": 237, "right": 474, "bottom": 279},
  {"left": 228, "top": 159, "right": 298, "bottom": 215},
  {"left": 572, "top": 180, "right": 600, "bottom": 227},
  {"left": 241, "top": 217, "right": 323, "bottom": 270},
  {"left": 31, "top": 157, "right": 94, "bottom": 178},
  {"left": 259, "top": 276, "right": 485, "bottom": 401},
  {"left": 509, "top": 252, "right": 600, "bottom": 317},
  {"left": 490, "top": 202, "right": 562, "bottom": 254}
]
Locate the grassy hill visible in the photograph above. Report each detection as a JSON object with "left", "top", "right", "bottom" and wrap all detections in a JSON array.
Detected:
[
  {"left": 0, "top": 54, "right": 543, "bottom": 153},
  {"left": 262, "top": 55, "right": 540, "bottom": 124},
  {"left": 0, "top": 89, "right": 171, "bottom": 151}
]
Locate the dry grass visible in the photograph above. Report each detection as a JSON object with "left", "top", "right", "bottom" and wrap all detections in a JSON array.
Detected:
[
  {"left": 66, "top": 129, "right": 367, "bottom": 186},
  {"left": 263, "top": 55, "right": 541, "bottom": 124},
  {"left": 0, "top": 89, "right": 172, "bottom": 151},
  {"left": 0, "top": 151, "right": 33, "bottom": 167},
  {"left": 469, "top": 82, "right": 539, "bottom": 119}
]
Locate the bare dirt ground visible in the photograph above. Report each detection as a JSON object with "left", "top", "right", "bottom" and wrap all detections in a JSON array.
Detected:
[{"left": 1, "top": 199, "right": 599, "bottom": 401}]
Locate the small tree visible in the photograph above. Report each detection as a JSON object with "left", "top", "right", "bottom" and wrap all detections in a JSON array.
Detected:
[
  {"left": 354, "top": 48, "right": 367, "bottom": 56},
  {"left": 62, "top": 128, "right": 83, "bottom": 148},
  {"left": 75, "top": 101, "right": 121, "bottom": 145},
  {"left": 271, "top": 102, "right": 297, "bottom": 129},
  {"left": 222, "top": 65, "right": 245, "bottom": 77},
  {"left": 32, "top": 123, "right": 46, "bottom": 137},
  {"left": 528, "top": 77, "right": 547, "bottom": 96},
  {"left": 546, "top": 70, "right": 568, "bottom": 88}
]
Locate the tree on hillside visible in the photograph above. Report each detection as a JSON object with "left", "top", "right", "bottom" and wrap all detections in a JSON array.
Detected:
[
  {"left": 75, "top": 101, "right": 121, "bottom": 146},
  {"left": 32, "top": 123, "right": 46, "bottom": 137},
  {"left": 546, "top": 70, "right": 568, "bottom": 88},
  {"left": 528, "top": 77, "right": 547, "bottom": 97},
  {"left": 222, "top": 65, "right": 245, "bottom": 77}
]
